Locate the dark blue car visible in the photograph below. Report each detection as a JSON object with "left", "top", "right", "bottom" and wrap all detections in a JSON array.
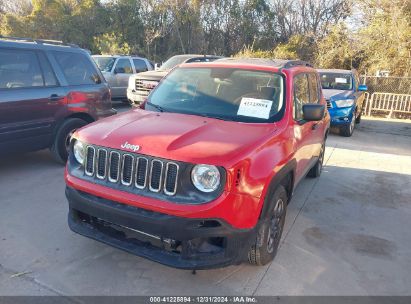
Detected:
[{"left": 318, "top": 69, "right": 367, "bottom": 137}]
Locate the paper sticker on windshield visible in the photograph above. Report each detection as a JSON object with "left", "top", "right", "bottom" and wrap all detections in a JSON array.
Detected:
[
  {"left": 335, "top": 77, "right": 348, "bottom": 84},
  {"left": 237, "top": 98, "right": 272, "bottom": 119}
]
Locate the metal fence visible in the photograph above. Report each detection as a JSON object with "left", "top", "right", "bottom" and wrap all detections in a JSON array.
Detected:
[
  {"left": 364, "top": 92, "right": 411, "bottom": 119},
  {"left": 360, "top": 76, "right": 411, "bottom": 95},
  {"left": 360, "top": 76, "right": 411, "bottom": 119}
]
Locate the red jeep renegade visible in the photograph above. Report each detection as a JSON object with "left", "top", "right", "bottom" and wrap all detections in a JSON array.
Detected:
[{"left": 65, "top": 58, "right": 330, "bottom": 269}]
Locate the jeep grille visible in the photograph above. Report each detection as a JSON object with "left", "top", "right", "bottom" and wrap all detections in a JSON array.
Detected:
[{"left": 85, "top": 146, "right": 179, "bottom": 196}]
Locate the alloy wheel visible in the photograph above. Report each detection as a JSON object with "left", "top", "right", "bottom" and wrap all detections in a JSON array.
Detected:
[{"left": 267, "top": 198, "right": 285, "bottom": 254}]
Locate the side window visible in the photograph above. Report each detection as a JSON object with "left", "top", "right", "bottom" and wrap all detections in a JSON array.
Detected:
[
  {"left": 115, "top": 59, "right": 133, "bottom": 74},
  {"left": 133, "top": 59, "right": 148, "bottom": 73},
  {"left": 38, "top": 52, "right": 58, "bottom": 87},
  {"left": 53, "top": 51, "right": 101, "bottom": 85},
  {"left": 293, "top": 73, "right": 310, "bottom": 121},
  {"left": 0, "top": 49, "right": 44, "bottom": 89},
  {"left": 309, "top": 73, "right": 320, "bottom": 103}
]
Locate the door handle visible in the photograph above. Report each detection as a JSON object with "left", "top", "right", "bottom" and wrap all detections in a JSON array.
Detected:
[{"left": 48, "top": 94, "right": 64, "bottom": 101}]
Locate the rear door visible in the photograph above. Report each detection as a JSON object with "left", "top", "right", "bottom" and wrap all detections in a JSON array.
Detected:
[
  {"left": 50, "top": 50, "right": 111, "bottom": 118},
  {"left": 292, "top": 73, "right": 315, "bottom": 183},
  {"left": 0, "top": 47, "right": 64, "bottom": 152}
]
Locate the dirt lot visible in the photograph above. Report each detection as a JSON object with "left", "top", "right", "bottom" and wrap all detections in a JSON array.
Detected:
[{"left": 0, "top": 108, "right": 410, "bottom": 296}]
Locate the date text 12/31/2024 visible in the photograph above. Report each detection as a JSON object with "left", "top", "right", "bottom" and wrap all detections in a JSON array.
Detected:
[{"left": 149, "top": 296, "right": 257, "bottom": 303}]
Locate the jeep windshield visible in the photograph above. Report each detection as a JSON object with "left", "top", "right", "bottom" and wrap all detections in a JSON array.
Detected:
[
  {"left": 320, "top": 73, "right": 353, "bottom": 90},
  {"left": 146, "top": 67, "right": 284, "bottom": 123},
  {"left": 92, "top": 56, "right": 116, "bottom": 72}
]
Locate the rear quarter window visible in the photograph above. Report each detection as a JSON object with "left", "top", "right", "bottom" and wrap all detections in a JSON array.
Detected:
[
  {"left": 53, "top": 51, "right": 101, "bottom": 86},
  {"left": 0, "top": 48, "right": 44, "bottom": 89}
]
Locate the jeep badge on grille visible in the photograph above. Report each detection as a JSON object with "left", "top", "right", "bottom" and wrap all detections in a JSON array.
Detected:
[{"left": 121, "top": 141, "right": 140, "bottom": 152}]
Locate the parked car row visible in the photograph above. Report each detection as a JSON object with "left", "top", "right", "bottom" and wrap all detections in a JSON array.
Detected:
[{"left": 0, "top": 36, "right": 368, "bottom": 271}]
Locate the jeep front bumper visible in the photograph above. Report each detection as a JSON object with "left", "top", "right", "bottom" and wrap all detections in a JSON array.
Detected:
[{"left": 66, "top": 187, "right": 257, "bottom": 269}]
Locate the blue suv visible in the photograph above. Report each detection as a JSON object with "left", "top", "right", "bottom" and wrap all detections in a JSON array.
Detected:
[{"left": 318, "top": 69, "right": 367, "bottom": 137}]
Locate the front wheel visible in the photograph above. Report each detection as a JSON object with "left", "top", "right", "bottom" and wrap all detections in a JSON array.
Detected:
[
  {"left": 248, "top": 185, "right": 287, "bottom": 266},
  {"left": 340, "top": 115, "right": 355, "bottom": 137},
  {"left": 50, "top": 118, "right": 88, "bottom": 164}
]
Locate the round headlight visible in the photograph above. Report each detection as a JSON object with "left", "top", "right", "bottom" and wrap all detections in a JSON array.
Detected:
[
  {"left": 191, "top": 165, "right": 221, "bottom": 192},
  {"left": 73, "top": 140, "right": 85, "bottom": 165}
]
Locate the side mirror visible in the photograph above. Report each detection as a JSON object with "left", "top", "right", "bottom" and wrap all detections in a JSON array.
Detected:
[
  {"left": 114, "top": 67, "right": 125, "bottom": 74},
  {"left": 358, "top": 84, "right": 368, "bottom": 92},
  {"left": 303, "top": 104, "right": 325, "bottom": 121}
]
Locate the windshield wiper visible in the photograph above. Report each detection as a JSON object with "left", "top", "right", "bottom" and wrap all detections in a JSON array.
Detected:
[
  {"left": 146, "top": 101, "right": 164, "bottom": 112},
  {"left": 197, "top": 113, "right": 234, "bottom": 121}
]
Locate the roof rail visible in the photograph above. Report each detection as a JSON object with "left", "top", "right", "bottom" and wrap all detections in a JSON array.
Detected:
[
  {"left": 0, "top": 35, "right": 79, "bottom": 48},
  {"left": 282, "top": 60, "right": 313, "bottom": 68}
]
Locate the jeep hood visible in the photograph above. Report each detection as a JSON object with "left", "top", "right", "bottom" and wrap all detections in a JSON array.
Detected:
[
  {"left": 322, "top": 89, "right": 353, "bottom": 100},
  {"left": 77, "top": 109, "right": 276, "bottom": 165}
]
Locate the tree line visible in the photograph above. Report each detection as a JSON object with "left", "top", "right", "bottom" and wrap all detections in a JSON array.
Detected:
[{"left": 1, "top": 0, "right": 410, "bottom": 76}]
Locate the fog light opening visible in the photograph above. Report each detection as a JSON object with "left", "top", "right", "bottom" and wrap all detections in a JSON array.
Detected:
[{"left": 187, "top": 237, "right": 225, "bottom": 255}]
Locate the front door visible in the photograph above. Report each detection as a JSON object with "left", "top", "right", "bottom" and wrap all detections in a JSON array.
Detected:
[{"left": 292, "top": 73, "right": 316, "bottom": 183}]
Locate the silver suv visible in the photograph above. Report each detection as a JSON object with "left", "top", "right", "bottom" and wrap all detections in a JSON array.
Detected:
[{"left": 92, "top": 55, "right": 153, "bottom": 100}]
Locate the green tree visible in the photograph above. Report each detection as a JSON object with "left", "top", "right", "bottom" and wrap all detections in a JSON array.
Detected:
[
  {"left": 315, "top": 23, "right": 355, "bottom": 69},
  {"left": 273, "top": 34, "right": 314, "bottom": 60},
  {"left": 94, "top": 32, "right": 131, "bottom": 55},
  {"left": 356, "top": 0, "right": 411, "bottom": 76}
]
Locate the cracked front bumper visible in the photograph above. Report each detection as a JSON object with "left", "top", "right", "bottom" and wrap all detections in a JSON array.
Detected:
[{"left": 66, "top": 187, "right": 256, "bottom": 269}]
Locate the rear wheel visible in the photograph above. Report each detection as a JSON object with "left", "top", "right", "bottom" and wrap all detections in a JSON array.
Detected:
[
  {"left": 248, "top": 185, "right": 287, "bottom": 266},
  {"left": 307, "top": 143, "right": 325, "bottom": 178},
  {"left": 51, "top": 118, "right": 88, "bottom": 164}
]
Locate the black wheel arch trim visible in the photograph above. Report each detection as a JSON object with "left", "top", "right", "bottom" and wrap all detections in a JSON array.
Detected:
[
  {"left": 259, "top": 159, "right": 296, "bottom": 220},
  {"left": 51, "top": 113, "right": 94, "bottom": 140}
]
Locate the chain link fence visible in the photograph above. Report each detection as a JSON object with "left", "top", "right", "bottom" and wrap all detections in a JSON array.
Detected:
[{"left": 359, "top": 76, "right": 411, "bottom": 119}]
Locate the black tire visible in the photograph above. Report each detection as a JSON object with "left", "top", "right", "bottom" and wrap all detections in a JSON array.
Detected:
[
  {"left": 50, "top": 118, "right": 88, "bottom": 164},
  {"left": 307, "top": 143, "right": 325, "bottom": 178},
  {"left": 248, "top": 185, "right": 287, "bottom": 266},
  {"left": 340, "top": 115, "right": 355, "bottom": 137}
]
